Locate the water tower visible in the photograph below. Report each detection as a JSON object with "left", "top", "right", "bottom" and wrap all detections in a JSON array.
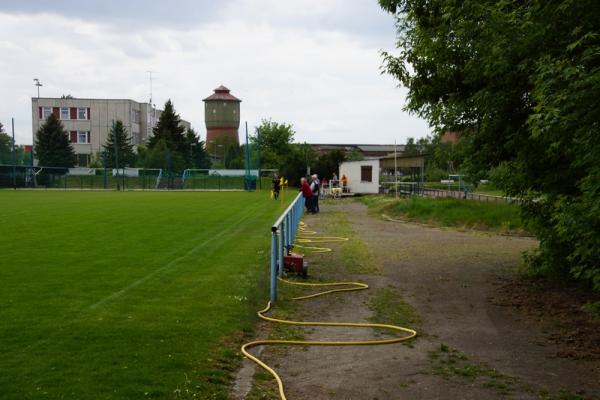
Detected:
[{"left": 203, "top": 85, "right": 241, "bottom": 147}]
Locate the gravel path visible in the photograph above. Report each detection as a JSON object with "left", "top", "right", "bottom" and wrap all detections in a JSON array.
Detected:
[{"left": 234, "top": 200, "right": 599, "bottom": 400}]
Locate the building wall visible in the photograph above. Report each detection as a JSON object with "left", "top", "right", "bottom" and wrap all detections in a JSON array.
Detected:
[
  {"left": 31, "top": 98, "right": 190, "bottom": 166},
  {"left": 338, "top": 159, "right": 380, "bottom": 194}
]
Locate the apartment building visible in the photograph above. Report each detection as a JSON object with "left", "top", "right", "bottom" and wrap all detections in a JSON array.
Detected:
[{"left": 31, "top": 97, "right": 191, "bottom": 166}]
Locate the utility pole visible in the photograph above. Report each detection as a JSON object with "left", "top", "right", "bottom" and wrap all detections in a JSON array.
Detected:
[
  {"left": 146, "top": 71, "right": 156, "bottom": 104},
  {"left": 113, "top": 121, "right": 120, "bottom": 191},
  {"left": 394, "top": 140, "right": 398, "bottom": 199}
]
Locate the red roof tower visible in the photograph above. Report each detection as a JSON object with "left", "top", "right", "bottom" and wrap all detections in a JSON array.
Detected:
[{"left": 203, "top": 85, "right": 241, "bottom": 147}]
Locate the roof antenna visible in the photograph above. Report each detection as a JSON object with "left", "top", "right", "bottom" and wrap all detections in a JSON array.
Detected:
[{"left": 146, "top": 70, "right": 156, "bottom": 104}]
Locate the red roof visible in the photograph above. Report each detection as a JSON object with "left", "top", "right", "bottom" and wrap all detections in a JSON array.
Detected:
[{"left": 203, "top": 85, "right": 241, "bottom": 102}]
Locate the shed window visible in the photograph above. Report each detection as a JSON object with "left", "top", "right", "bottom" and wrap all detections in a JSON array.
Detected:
[{"left": 361, "top": 165, "right": 372, "bottom": 182}]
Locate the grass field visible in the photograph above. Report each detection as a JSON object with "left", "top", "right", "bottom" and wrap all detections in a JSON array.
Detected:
[
  {"left": 362, "top": 196, "right": 528, "bottom": 234},
  {"left": 0, "top": 190, "right": 287, "bottom": 399}
]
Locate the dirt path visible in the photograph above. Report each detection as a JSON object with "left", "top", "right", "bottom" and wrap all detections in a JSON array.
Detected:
[{"left": 234, "top": 200, "right": 599, "bottom": 400}]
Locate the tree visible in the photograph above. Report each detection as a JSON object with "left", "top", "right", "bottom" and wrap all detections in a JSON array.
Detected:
[
  {"left": 102, "top": 120, "right": 136, "bottom": 168},
  {"left": 380, "top": 0, "right": 600, "bottom": 289},
  {"left": 0, "top": 122, "right": 12, "bottom": 163},
  {"left": 184, "top": 128, "right": 210, "bottom": 169},
  {"left": 314, "top": 149, "right": 346, "bottom": 180},
  {"left": 34, "top": 114, "right": 76, "bottom": 167},
  {"left": 251, "top": 119, "right": 295, "bottom": 169},
  {"left": 147, "top": 99, "right": 186, "bottom": 172}
]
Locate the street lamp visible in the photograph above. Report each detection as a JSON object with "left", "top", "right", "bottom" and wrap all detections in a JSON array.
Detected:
[{"left": 33, "top": 78, "right": 43, "bottom": 98}]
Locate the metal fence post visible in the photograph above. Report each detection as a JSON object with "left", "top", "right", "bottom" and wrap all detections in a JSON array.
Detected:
[
  {"left": 279, "top": 222, "right": 286, "bottom": 276},
  {"left": 270, "top": 231, "right": 278, "bottom": 303}
]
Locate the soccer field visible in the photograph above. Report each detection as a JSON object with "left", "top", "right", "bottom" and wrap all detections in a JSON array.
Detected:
[{"left": 0, "top": 191, "right": 285, "bottom": 399}]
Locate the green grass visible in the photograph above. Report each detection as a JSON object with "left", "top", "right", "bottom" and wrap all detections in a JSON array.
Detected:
[
  {"left": 363, "top": 196, "right": 527, "bottom": 234},
  {"left": 368, "top": 287, "right": 421, "bottom": 330},
  {"left": 0, "top": 191, "right": 286, "bottom": 399}
]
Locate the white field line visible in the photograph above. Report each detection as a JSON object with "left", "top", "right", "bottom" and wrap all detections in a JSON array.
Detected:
[
  {"left": 88, "top": 207, "right": 256, "bottom": 310},
  {"left": 11, "top": 203, "right": 263, "bottom": 357}
]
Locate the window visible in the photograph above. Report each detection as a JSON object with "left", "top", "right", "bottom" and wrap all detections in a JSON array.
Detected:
[
  {"left": 361, "top": 165, "right": 373, "bottom": 182},
  {"left": 77, "top": 107, "right": 87, "bottom": 120},
  {"left": 132, "top": 110, "right": 141, "bottom": 124},
  {"left": 77, "top": 154, "right": 89, "bottom": 166},
  {"left": 60, "top": 107, "right": 69, "bottom": 120},
  {"left": 77, "top": 131, "right": 90, "bottom": 144},
  {"left": 42, "top": 107, "right": 52, "bottom": 119}
]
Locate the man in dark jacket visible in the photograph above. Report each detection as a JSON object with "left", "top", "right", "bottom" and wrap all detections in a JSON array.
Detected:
[{"left": 310, "top": 174, "right": 320, "bottom": 213}]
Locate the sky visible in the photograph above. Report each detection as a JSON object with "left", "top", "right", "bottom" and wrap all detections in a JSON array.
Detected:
[{"left": 0, "top": 0, "right": 431, "bottom": 146}]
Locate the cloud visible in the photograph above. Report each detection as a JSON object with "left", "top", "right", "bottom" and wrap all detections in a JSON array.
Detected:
[{"left": 0, "top": 3, "right": 430, "bottom": 146}]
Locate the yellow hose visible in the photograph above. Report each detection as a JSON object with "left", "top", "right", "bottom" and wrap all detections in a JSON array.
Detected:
[{"left": 241, "top": 222, "right": 417, "bottom": 400}]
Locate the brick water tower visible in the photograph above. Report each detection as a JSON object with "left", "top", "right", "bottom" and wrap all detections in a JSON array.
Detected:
[{"left": 203, "top": 85, "right": 241, "bottom": 147}]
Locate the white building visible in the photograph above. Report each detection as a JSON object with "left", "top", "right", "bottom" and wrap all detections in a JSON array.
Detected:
[
  {"left": 31, "top": 97, "right": 191, "bottom": 166},
  {"left": 338, "top": 159, "right": 380, "bottom": 194}
]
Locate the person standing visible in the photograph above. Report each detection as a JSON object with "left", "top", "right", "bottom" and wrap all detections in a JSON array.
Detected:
[
  {"left": 300, "top": 177, "right": 313, "bottom": 213},
  {"left": 310, "top": 174, "right": 320, "bottom": 213},
  {"left": 271, "top": 174, "right": 281, "bottom": 199}
]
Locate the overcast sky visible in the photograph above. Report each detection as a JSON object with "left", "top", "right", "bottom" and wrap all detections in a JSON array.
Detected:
[{"left": 0, "top": 0, "right": 431, "bottom": 145}]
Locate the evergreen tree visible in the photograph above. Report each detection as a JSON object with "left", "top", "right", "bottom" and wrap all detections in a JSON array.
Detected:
[
  {"left": 102, "top": 120, "right": 136, "bottom": 168},
  {"left": 148, "top": 100, "right": 186, "bottom": 154},
  {"left": 184, "top": 128, "right": 210, "bottom": 169},
  {"left": 34, "top": 114, "right": 76, "bottom": 167},
  {"left": 0, "top": 122, "right": 12, "bottom": 163}
]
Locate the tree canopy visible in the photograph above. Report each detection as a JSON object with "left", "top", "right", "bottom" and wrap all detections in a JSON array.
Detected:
[
  {"left": 34, "top": 114, "right": 76, "bottom": 168},
  {"left": 380, "top": 0, "right": 600, "bottom": 289},
  {"left": 147, "top": 100, "right": 187, "bottom": 172},
  {"left": 102, "top": 120, "right": 136, "bottom": 168}
]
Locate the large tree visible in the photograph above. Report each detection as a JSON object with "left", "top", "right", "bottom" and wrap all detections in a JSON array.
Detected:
[
  {"left": 184, "top": 127, "right": 210, "bottom": 169},
  {"left": 147, "top": 100, "right": 187, "bottom": 172},
  {"left": 380, "top": 0, "right": 600, "bottom": 289},
  {"left": 252, "top": 119, "right": 295, "bottom": 169},
  {"left": 102, "top": 120, "right": 136, "bottom": 168},
  {"left": 34, "top": 114, "right": 76, "bottom": 167}
]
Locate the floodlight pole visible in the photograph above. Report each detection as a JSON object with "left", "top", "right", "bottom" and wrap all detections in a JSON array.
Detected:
[{"left": 12, "top": 118, "right": 16, "bottom": 190}]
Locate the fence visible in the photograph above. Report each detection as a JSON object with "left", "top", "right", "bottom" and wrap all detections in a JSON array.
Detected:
[
  {"left": 420, "top": 188, "right": 515, "bottom": 204},
  {"left": 380, "top": 181, "right": 514, "bottom": 204},
  {"left": 0, "top": 165, "right": 274, "bottom": 191},
  {"left": 269, "top": 192, "right": 305, "bottom": 303}
]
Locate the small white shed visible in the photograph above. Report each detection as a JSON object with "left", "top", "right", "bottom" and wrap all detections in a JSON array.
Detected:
[{"left": 338, "top": 159, "right": 380, "bottom": 194}]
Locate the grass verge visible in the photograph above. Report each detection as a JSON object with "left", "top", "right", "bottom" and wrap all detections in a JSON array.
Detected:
[{"left": 361, "top": 195, "right": 528, "bottom": 235}]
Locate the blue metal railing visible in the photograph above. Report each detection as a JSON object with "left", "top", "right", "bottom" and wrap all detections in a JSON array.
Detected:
[{"left": 270, "top": 192, "right": 305, "bottom": 303}]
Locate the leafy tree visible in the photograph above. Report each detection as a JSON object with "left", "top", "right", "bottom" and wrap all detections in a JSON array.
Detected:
[
  {"left": 252, "top": 119, "right": 295, "bottom": 169},
  {"left": 224, "top": 142, "right": 243, "bottom": 169},
  {"left": 61, "top": 94, "right": 74, "bottom": 99},
  {"left": 380, "top": 0, "right": 600, "bottom": 289},
  {"left": 346, "top": 148, "right": 364, "bottom": 161},
  {"left": 102, "top": 120, "right": 136, "bottom": 168},
  {"left": 314, "top": 149, "right": 346, "bottom": 180},
  {"left": 148, "top": 100, "right": 186, "bottom": 171},
  {"left": 34, "top": 114, "right": 75, "bottom": 167}
]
